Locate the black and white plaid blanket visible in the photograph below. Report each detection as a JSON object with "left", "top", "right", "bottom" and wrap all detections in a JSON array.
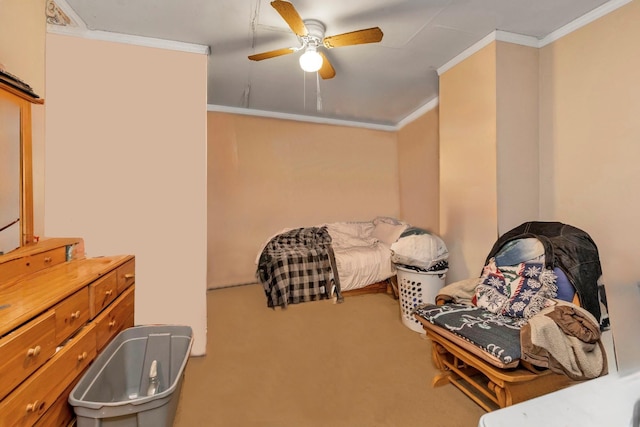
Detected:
[{"left": 257, "top": 226, "right": 341, "bottom": 308}]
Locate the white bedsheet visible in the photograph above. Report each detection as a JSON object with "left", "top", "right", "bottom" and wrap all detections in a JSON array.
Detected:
[
  {"left": 326, "top": 222, "right": 395, "bottom": 291},
  {"left": 332, "top": 242, "right": 395, "bottom": 291}
]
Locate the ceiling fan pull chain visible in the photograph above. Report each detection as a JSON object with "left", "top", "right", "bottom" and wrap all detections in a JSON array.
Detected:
[
  {"left": 242, "top": 84, "right": 251, "bottom": 108},
  {"left": 316, "top": 72, "right": 322, "bottom": 112}
]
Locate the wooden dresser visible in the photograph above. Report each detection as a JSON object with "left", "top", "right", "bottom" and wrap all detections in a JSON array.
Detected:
[{"left": 0, "top": 238, "right": 135, "bottom": 427}]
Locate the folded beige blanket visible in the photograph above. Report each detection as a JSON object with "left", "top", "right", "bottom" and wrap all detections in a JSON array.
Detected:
[
  {"left": 520, "top": 301, "right": 607, "bottom": 381},
  {"left": 435, "top": 277, "right": 479, "bottom": 305}
]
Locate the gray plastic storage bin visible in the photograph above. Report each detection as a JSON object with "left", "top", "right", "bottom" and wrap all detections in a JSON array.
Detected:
[{"left": 69, "top": 325, "right": 193, "bottom": 427}]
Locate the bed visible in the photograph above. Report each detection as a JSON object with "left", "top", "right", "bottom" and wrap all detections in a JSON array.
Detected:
[{"left": 256, "top": 217, "right": 415, "bottom": 308}]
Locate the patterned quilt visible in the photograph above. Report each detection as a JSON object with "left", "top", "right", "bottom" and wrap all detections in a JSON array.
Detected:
[
  {"left": 414, "top": 303, "right": 523, "bottom": 365},
  {"left": 257, "top": 226, "right": 340, "bottom": 308}
]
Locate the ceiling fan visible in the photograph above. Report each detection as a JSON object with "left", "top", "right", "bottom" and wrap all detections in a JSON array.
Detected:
[{"left": 248, "top": 0, "right": 384, "bottom": 80}]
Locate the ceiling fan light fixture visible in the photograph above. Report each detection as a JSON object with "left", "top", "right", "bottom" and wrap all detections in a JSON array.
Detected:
[{"left": 299, "top": 46, "right": 323, "bottom": 72}]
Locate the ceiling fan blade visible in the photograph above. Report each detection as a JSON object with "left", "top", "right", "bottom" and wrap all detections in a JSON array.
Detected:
[
  {"left": 248, "top": 48, "right": 295, "bottom": 61},
  {"left": 323, "top": 27, "right": 383, "bottom": 49},
  {"left": 270, "top": 0, "right": 308, "bottom": 37},
  {"left": 318, "top": 52, "right": 335, "bottom": 80}
]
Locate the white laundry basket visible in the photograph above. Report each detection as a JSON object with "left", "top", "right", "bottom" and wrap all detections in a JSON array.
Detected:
[{"left": 397, "top": 266, "right": 447, "bottom": 333}]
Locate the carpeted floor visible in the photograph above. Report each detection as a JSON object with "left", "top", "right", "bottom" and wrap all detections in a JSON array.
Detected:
[{"left": 173, "top": 284, "right": 486, "bottom": 427}]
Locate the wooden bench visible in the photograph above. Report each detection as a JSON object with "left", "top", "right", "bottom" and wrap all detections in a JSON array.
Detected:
[{"left": 416, "top": 314, "right": 575, "bottom": 411}]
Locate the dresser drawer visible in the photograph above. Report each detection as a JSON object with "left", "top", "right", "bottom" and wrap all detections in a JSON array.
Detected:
[
  {"left": 116, "top": 258, "right": 135, "bottom": 293},
  {"left": 0, "top": 310, "right": 56, "bottom": 402},
  {"left": 94, "top": 285, "right": 135, "bottom": 352},
  {"left": 0, "top": 323, "right": 96, "bottom": 427},
  {"left": 29, "top": 247, "right": 67, "bottom": 271},
  {"left": 88, "top": 270, "right": 118, "bottom": 319},
  {"left": 0, "top": 247, "right": 66, "bottom": 283},
  {"left": 54, "top": 287, "right": 89, "bottom": 343},
  {"left": 33, "top": 377, "right": 78, "bottom": 427}
]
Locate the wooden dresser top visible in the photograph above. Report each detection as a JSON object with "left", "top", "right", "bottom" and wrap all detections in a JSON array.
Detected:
[
  {"left": 0, "top": 237, "right": 82, "bottom": 264},
  {"left": 0, "top": 254, "right": 133, "bottom": 337}
]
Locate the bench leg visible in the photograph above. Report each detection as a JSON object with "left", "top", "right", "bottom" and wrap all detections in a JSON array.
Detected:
[{"left": 423, "top": 329, "right": 575, "bottom": 411}]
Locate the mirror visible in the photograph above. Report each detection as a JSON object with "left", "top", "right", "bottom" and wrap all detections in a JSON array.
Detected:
[
  {"left": 0, "top": 79, "right": 38, "bottom": 255},
  {"left": 0, "top": 91, "right": 21, "bottom": 253}
]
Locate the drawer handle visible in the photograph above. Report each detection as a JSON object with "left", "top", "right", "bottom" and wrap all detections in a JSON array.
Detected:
[
  {"left": 77, "top": 351, "right": 88, "bottom": 362},
  {"left": 124, "top": 273, "right": 135, "bottom": 279},
  {"left": 105, "top": 289, "right": 114, "bottom": 297},
  {"left": 70, "top": 310, "right": 81, "bottom": 319},
  {"left": 26, "top": 400, "right": 45, "bottom": 413},
  {"left": 109, "top": 320, "right": 117, "bottom": 328},
  {"left": 44, "top": 256, "right": 52, "bottom": 263},
  {"left": 26, "top": 345, "right": 41, "bottom": 357}
]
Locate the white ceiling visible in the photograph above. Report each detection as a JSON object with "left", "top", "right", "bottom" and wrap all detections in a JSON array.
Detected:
[{"left": 53, "top": 0, "right": 621, "bottom": 127}]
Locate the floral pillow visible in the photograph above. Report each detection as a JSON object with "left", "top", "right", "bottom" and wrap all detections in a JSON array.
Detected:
[{"left": 474, "top": 259, "right": 558, "bottom": 320}]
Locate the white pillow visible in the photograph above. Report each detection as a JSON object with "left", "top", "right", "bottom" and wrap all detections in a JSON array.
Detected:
[
  {"left": 371, "top": 222, "right": 407, "bottom": 245},
  {"left": 372, "top": 216, "right": 405, "bottom": 226},
  {"left": 391, "top": 233, "right": 448, "bottom": 270}
]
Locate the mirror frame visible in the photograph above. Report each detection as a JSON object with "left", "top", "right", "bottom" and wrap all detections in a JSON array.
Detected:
[
  {"left": 0, "top": 80, "right": 41, "bottom": 248},
  {"left": 20, "top": 98, "right": 34, "bottom": 245}
]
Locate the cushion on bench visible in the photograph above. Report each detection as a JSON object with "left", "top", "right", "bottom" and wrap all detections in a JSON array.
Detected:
[{"left": 414, "top": 303, "right": 522, "bottom": 368}]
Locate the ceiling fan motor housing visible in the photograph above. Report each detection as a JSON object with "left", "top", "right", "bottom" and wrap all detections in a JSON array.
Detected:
[{"left": 300, "top": 19, "right": 325, "bottom": 48}]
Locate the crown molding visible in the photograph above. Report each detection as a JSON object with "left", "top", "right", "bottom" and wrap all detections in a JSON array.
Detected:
[
  {"left": 208, "top": 100, "right": 440, "bottom": 132},
  {"left": 495, "top": 30, "right": 539, "bottom": 48},
  {"left": 47, "top": 24, "right": 210, "bottom": 55},
  {"left": 47, "top": 0, "right": 209, "bottom": 55},
  {"left": 396, "top": 97, "right": 439, "bottom": 130},
  {"left": 436, "top": 30, "right": 539, "bottom": 75},
  {"left": 437, "top": 31, "right": 496, "bottom": 76},
  {"left": 438, "top": 0, "right": 632, "bottom": 75},
  {"left": 207, "top": 105, "right": 398, "bottom": 132},
  {"left": 539, "top": 0, "right": 632, "bottom": 47}
]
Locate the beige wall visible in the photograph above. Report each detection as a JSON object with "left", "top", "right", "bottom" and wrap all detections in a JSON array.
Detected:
[
  {"left": 539, "top": 1, "right": 640, "bottom": 369},
  {"left": 397, "top": 107, "right": 440, "bottom": 232},
  {"left": 45, "top": 34, "right": 209, "bottom": 355},
  {"left": 0, "top": 0, "right": 46, "bottom": 96},
  {"left": 439, "top": 43, "right": 498, "bottom": 283},
  {"left": 208, "top": 112, "right": 400, "bottom": 288},
  {"left": 496, "top": 42, "right": 540, "bottom": 235},
  {"left": 439, "top": 41, "right": 541, "bottom": 283}
]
